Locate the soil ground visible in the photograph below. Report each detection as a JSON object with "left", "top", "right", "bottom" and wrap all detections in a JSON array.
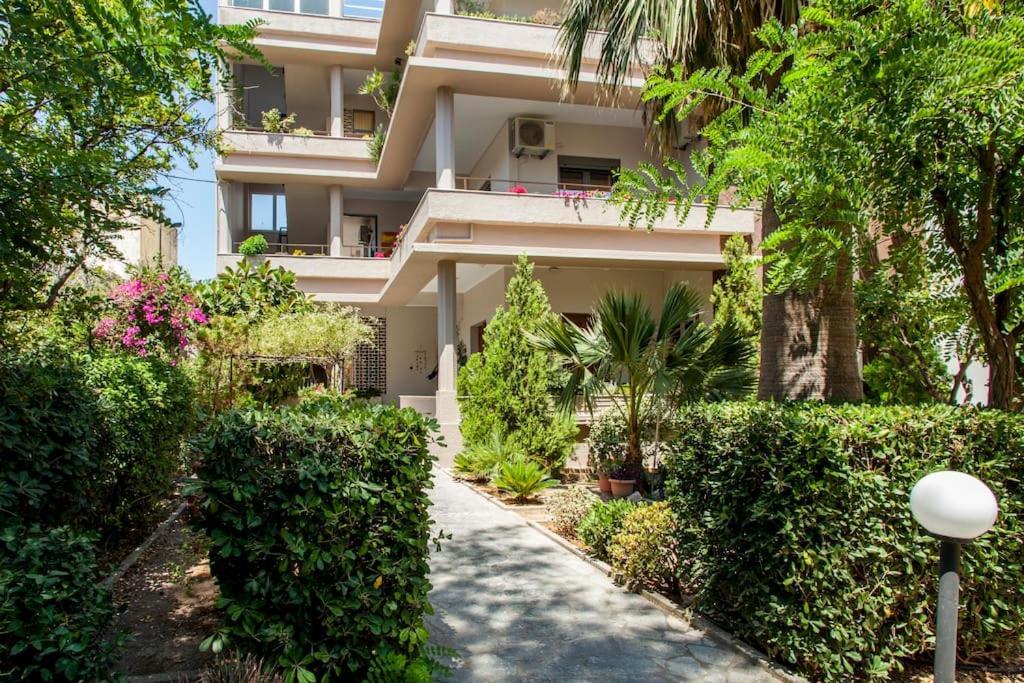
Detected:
[{"left": 109, "top": 507, "right": 219, "bottom": 678}]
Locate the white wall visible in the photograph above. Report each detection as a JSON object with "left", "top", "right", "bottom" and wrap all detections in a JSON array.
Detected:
[
  {"left": 467, "top": 121, "right": 511, "bottom": 187},
  {"left": 359, "top": 304, "right": 438, "bottom": 403},
  {"left": 458, "top": 267, "right": 510, "bottom": 348}
]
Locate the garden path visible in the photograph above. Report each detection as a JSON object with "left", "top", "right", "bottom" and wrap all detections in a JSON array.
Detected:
[{"left": 426, "top": 470, "right": 782, "bottom": 682}]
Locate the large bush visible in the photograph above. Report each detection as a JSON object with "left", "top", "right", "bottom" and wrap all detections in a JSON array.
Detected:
[
  {"left": 87, "top": 352, "right": 195, "bottom": 537},
  {"left": 576, "top": 498, "right": 636, "bottom": 562},
  {"left": 0, "top": 525, "right": 121, "bottom": 680},
  {"left": 0, "top": 351, "right": 99, "bottom": 528},
  {"left": 609, "top": 501, "right": 679, "bottom": 594},
  {"left": 191, "top": 395, "right": 438, "bottom": 680},
  {"left": 458, "top": 255, "right": 576, "bottom": 471},
  {"left": 665, "top": 402, "right": 1024, "bottom": 681}
]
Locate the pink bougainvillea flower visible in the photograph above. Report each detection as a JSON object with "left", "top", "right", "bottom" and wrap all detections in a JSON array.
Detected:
[
  {"left": 187, "top": 307, "right": 209, "bottom": 325},
  {"left": 93, "top": 317, "right": 116, "bottom": 339}
]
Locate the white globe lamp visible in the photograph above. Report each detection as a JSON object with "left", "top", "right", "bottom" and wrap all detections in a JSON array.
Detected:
[{"left": 910, "top": 471, "right": 999, "bottom": 683}]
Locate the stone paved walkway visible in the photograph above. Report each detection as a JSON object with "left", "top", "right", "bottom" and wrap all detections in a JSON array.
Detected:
[{"left": 426, "top": 470, "right": 780, "bottom": 682}]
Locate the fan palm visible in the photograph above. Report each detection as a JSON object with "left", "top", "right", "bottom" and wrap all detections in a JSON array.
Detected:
[{"left": 531, "top": 282, "right": 755, "bottom": 477}]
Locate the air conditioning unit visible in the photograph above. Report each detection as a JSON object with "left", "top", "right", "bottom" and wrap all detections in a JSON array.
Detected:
[{"left": 510, "top": 117, "right": 555, "bottom": 158}]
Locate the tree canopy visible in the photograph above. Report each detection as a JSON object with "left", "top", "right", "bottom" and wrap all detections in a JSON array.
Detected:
[
  {"left": 613, "top": 0, "right": 1024, "bottom": 408},
  {"left": 0, "top": 0, "right": 259, "bottom": 313}
]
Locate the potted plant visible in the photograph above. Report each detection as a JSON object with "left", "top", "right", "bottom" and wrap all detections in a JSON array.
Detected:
[
  {"left": 607, "top": 464, "right": 637, "bottom": 499},
  {"left": 587, "top": 409, "right": 628, "bottom": 494}
]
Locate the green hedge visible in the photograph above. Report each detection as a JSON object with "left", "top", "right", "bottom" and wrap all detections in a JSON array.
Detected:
[
  {"left": 191, "top": 396, "right": 438, "bottom": 679},
  {"left": 0, "top": 525, "right": 121, "bottom": 680},
  {"left": 665, "top": 402, "right": 1024, "bottom": 681}
]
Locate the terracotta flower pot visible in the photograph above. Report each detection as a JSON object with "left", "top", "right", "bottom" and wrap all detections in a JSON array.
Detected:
[
  {"left": 597, "top": 473, "right": 611, "bottom": 494},
  {"left": 608, "top": 479, "right": 636, "bottom": 499}
]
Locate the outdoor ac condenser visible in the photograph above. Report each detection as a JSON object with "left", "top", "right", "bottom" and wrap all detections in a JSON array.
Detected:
[{"left": 510, "top": 117, "right": 556, "bottom": 158}]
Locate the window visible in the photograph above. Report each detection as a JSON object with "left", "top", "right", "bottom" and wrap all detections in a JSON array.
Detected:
[
  {"left": 231, "top": 0, "right": 262, "bottom": 7},
  {"left": 247, "top": 186, "right": 287, "bottom": 244},
  {"left": 557, "top": 156, "right": 619, "bottom": 190},
  {"left": 351, "top": 110, "right": 376, "bottom": 135}
]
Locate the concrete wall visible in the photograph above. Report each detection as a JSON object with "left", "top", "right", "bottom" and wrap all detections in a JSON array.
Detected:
[
  {"left": 467, "top": 121, "right": 511, "bottom": 188},
  {"left": 284, "top": 64, "right": 331, "bottom": 131},
  {"left": 458, "top": 267, "right": 510, "bottom": 349},
  {"left": 284, "top": 184, "right": 329, "bottom": 246},
  {"left": 358, "top": 304, "right": 438, "bottom": 404}
]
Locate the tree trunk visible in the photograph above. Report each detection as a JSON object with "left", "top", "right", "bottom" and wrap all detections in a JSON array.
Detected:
[{"left": 757, "top": 193, "right": 864, "bottom": 401}]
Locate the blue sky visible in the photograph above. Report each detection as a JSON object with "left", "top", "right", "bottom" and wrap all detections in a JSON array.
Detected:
[{"left": 163, "top": 0, "right": 220, "bottom": 282}]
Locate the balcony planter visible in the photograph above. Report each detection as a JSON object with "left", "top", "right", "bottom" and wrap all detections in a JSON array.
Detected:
[{"left": 597, "top": 472, "right": 611, "bottom": 494}]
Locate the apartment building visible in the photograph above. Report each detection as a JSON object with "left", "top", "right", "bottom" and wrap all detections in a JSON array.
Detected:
[{"left": 214, "top": 0, "right": 759, "bottom": 444}]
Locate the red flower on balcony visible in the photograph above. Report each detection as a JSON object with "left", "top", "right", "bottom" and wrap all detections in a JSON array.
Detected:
[{"left": 510, "top": 184, "right": 528, "bottom": 194}]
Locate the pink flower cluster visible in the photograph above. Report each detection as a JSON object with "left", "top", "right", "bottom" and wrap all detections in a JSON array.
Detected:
[{"left": 93, "top": 270, "right": 208, "bottom": 359}]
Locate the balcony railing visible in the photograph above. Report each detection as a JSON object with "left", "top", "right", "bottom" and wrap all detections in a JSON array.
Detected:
[
  {"left": 455, "top": 177, "right": 614, "bottom": 198},
  {"left": 226, "top": 0, "right": 384, "bottom": 20},
  {"left": 233, "top": 241, "right": 394, "bottom": 258}
]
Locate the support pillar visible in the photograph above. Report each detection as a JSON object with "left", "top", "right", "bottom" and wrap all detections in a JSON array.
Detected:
[
  {"left": 434, "top": 0, "right": 454, "bottom": 13},
  {"left": 216, "top": 180, "right": 231, "bottom": 254},
  {"left": 435, "top": 260, "right": 460, "bottom": 423},
  {"left": 329, "top": 185, "right": 343, "bottom": 256},
  {"left": 330, "top": 65, "right": 344, "bottom": 137},
  {"left": 435, "top": 86, "right": 456, "bottom": 189}
]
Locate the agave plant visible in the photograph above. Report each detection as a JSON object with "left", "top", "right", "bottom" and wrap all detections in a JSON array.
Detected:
[
  {"left": 451, "top": 429, "right": 520, "bottom": 482},
  {"left": 491, "top": 455, "right": 558, "bottom": 503}
]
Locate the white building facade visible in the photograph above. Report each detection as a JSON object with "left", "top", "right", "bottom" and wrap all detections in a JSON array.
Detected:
[{"left": 214, "top": 0, "right": 759, "bottom": 448}]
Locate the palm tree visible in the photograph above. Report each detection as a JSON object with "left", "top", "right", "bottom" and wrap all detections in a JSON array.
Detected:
[
  {"left": 531, "top": 283, "right": 755, "bottom": 478},
  {"left": 556, "top": 0, "right": 864, "bottom": 402}
]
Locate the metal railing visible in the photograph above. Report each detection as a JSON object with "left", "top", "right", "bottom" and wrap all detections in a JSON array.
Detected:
[
  {"left": 455, "top": 177, "right": 614, "bottom": 197},
  {"left": 226, "top": 0, "right": 384, "bottom": 20},
  {"left": 233, "top": 241, "right": 394, "bottom": 258}
]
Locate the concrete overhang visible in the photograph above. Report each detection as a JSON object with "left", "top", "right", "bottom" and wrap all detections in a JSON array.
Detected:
[
  {"left": 376, "top": 189, "right": 757, "bottom": 305},
  {"left": 216, "top": 130, "right": 377, "bottom": 184}
]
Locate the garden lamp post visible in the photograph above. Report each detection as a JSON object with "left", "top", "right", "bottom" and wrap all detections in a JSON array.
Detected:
[{"left": 910, "top": 471, "right": 999, "bottom": 683}]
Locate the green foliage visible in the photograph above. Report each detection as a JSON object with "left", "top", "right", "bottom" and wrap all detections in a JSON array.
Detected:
[
  {"left": 614, "top": 0, "right": 1024, "bottom": 407},
  {"left": 490, "top": 455, "right": 558, "bottom": 503},
  {"left": 710, "top": 235, "right": 761, "bottom": 353},
  {"left": 192, "top": 394, "right": 439, "bottom": 680},
  {"left": 608, "top": 501, "right": 678, "bottom": 593},
  {"left": 197, "top": 260, "right": 313, "bottom": 323},
  {"left": 0, "top": 350, "right": 99, "bottom": 527},
  {"left": 0, "top": 525, "right": 122, "bottom": 681},
  {"left": 533, "top": 282, "right": 755, "bottom": 477},
  {"left": 260, "top": 108, "right": 296, "bottom": 134},
  {"left": 358, "top": 67, "right": 402, "bottom": 116},
  {"left": 576, "top": 499, "right": 637, "bottom": 562},
  {"left": 367, "top": 123, "right": 387, "bottom": 163},
  {"left": 199, "top": 655, "right": 283, "bottom": 683},
  {"left": 586, "top": 408, "right": 628, "bottom": 473},
  {"left": 452, "top": 429, "right": 521, "bottom": 482},
  {"left": 249, "top": 306, "right": 373, "bottom": 365},
  {"left": 546, "top": 486, "right": 600, "bottom": 537},
  {"left": 192, "top": 261, "right": 314, "bottom": 411},
  {"left": 366, "top": 644, "right": 456, "bottom": 683},
  {"left": 459, "top": 255, "right": 577, "bottom": 471},
  {"left": 239, "top": 235, "right": 269, "bottom": 256},
  {"left": 0, "top": 0, "right": 259, "bottom": 312},
  {"left": 86, "top": 352, "right": 195, "bottom": 537},
  {"left": 665, "top": 402, "right": 1024, "bottom": 681}
]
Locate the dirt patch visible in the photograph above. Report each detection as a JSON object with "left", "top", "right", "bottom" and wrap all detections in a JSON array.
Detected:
[
  {"left": 897, "top": 663, "right": 1024, "bottom": 682},
  {"left": 110, "top": 507, "right": 219, "bottom": 677}
]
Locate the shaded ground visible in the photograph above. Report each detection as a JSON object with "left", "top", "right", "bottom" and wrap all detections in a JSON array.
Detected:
[
  {"left": 110, "top": 508, "right": 219, "bottom": 677},
  {"left": 427, "top": 470, "right": 781, "bottom": 682}
]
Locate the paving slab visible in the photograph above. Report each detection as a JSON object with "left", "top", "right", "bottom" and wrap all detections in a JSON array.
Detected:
[{"left": 426, "top": 470, "right": 781, "bottom": 682}]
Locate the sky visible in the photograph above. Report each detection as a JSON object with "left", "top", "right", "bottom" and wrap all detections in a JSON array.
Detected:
[{"left": 162, "top": 0, "right": 221, "bottom": 282}]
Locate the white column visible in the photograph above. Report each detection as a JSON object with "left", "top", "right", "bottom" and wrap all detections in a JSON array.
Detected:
[
  {"left": 434, "top": 0, "right": 454, "bottom": 13},
  {"left": 330, "top": 65, "right": 344, "bottom": 137},
  {"left": 216, "top": 76, "right": 232, "bottom": 131},
  {"left": 329, "top": 0, "right": 342, "bottom": 17},
  {"left": 216, "top": 180, "right": 231, "bottom": 254},
  {"left": 435, "top": 86, "right": 456, "bottom": 189},
  {"left": 435, "top": 260, "right": 460, "bottom": 422},
  {"left": 329, "top": 185, "right": 343, "bottom": 256}
]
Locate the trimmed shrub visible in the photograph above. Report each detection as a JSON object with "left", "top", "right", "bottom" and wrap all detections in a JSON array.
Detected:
[
  {"left": 458, "top": 255, "right": 577, "bottom": 471},
  {"left": 547, "top": 486, "right": 599, "bottom": 538},
  {"left": 87, "top": 352, "right": 195, "bottom": 537},
  {"left": 576, "top": 499, "right": 636, "bottom": 561},
  {"left": 0, "top": 525, "right": 121, "bottom": 680},
  {"left": 191, "top": 396, "right": 438, "bottom": 680},
  {"left": 665, "top": 402, "right": 1024, "bottom": 681},
  {"left": 608, "top": 502, "right": 679, "bottom": 593},
  {"left": 0, "top": 351, "right": 98, "bottom": 527}
]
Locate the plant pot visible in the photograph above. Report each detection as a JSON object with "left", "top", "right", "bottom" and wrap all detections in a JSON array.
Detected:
[
  {"left": 608, "top": 479, "right": 636, "bottom": 499},
  {"left": 597, "top": 473, "right": 611, "bottom": 494}
]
